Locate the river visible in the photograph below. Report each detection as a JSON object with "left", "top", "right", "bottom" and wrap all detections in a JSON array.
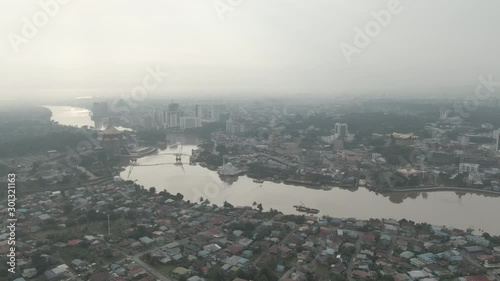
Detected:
[
  {"left": 45, "top": 105, "right": 131, "bottom": 131},
  {"left": 47, "top": 105, "right": 500, "bottom": 234}
]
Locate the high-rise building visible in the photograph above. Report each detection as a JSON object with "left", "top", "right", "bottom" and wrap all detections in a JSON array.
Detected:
[
  {"left": 211, "top": 104, "right": 227, "bottom": 122},
  {"left": 168, "top": 111, "right": 180, "bottom": 127},
  {"left": 153, "top": 110, "right": 162, "bottom": 126},
  {"left": 333, "top": 140, "right": 344, "bottom": 151},
  {"left": 226, "top": 120, "right": 245, "bottom": 135},
  {"left": 166, "top": 103, "right": 182, "bottom": 127},
  {"left": 169, "top": 103, "right": 180, "bottom": 112},
  {"left": 334, "top": 123, "right": 348, "bottom": 140},
  {"left": 180, "top": 117, "right": 202, "bottom": 130},
  {"left": 195, "top": 105, "right": 202, "bottom": 119},
  {"left": 162, "top": 109, "right": 168, "bottom": 124},
  {"left": 268, "top": 131, "right": 283, "bottom": 149}
]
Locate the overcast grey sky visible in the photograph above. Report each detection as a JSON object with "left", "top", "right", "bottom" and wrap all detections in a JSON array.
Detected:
[{"left": 1, "top": 0, "right": 499, "bottom": 101}]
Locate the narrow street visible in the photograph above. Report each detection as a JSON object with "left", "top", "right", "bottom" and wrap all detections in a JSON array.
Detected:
[
  {"left": 113, "top": 244, "right": 176, "bottom": 281},
  {"left": 460, "top": 250, "right": 484, "bottom": 269},
  {"left": 132, "top": 255, "right": 173, "bottom": 281},
  {"left": 112, "top": 236, "right": 192, "bottom": 281},
  {"left": 346, "top": 232, "right": 363, "bottom": 281}
]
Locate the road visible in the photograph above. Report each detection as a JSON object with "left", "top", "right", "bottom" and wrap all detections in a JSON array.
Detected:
[
  {"left": 278, "top": 268, "right": 295, "bottom": 281},
  {"left": 113, "top": 237, "right": 192, "bottom": 281},
  {"left": 113, "top": 245, "right": 175, "bottom": 281},
  {"left": 387, "top": 233, "right": 400, "bottom": 256},
  {"left": 346, "top": 232, "right": 363, "bottom": 281},
  {"left": 132, "top": 255, "right": 173, "bottom": 281},
  {"left": 460, "top": 250, "right": 484, "bottom": 269}
]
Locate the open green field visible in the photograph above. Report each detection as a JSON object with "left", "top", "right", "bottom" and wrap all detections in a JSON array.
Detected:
[
  {"left": 153, "top": 263, "right": 177, "bottom": 277},
  {"left": 25, "top": 218, "right": 134, "bottom": 240}
]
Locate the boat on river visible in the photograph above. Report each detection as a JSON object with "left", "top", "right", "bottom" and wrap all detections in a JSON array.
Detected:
[{"left": 293, "top": 201, "right": 320, "bottom": 214}]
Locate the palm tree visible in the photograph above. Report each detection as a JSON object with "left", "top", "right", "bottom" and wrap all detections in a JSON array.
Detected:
[{"left": 257, "top": 203, "right": 263, "bottom": 212}]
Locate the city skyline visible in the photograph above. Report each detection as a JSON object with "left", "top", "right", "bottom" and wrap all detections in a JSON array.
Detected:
[{"left": 2, "top": 2, "right": 500, "bottom": 280}]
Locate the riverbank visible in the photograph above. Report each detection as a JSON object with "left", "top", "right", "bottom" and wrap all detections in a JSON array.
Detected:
[
  {"left": 386, "top": 186, "right": 500, "bottom": 197},
  {"left": 120, "top": 147, "right": 500, "bottom": 235},
  {"left": 200, "top": 159, "right": 500, "bottom": 197},
  {"left": 50, "top": 105, "right": 500, "bottom": 235}
]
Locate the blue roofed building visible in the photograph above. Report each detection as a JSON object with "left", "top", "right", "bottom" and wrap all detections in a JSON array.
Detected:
[
  {"left": 418, "top": 253, "right": 435, "bottom": 263},
  {"left": 466, "top": 235, "right": 490, "bottom": 247}
]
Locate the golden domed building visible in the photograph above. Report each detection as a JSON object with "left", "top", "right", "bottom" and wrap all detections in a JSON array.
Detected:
[{"left": 98, "top": 123, "right": 127, "bottom": 154}]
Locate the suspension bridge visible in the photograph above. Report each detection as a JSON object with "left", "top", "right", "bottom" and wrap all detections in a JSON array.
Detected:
[{"left": 126, "top": 144, "right": 190, "bottom": 178}]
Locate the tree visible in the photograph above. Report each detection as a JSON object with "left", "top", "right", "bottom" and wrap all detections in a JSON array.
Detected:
[
  {"left": 32, "top": 254, "right": 50, "bottom": 274},
  {"left": 149, "top": 187, "right": 156, "bottom": 194},
  {"left": 37, "top": 177, "right": 46, "bottom": 187},
  {"left": 207, "top": 267, "right": 228, "bottom": 281},
  {"left": 257, "top": 203, "right": 263, "bottom": 212},
  {"left": 61, "top": 175, "right": 72, "bottom": 184},
  {"left": 223, "top": 201, "right": 234, "bottom": 209},
  {"left": 31, "top": 161, "right": 41, "bottom": 172},
  {"left": 103, "top": 248, "right": 113, "bottom": 258},
  {"left": 216, "top": 144, "right": 228, "bottom": 155},
  {"left": 257, "top": 267, "right": 275, "bottom": 281},
  {"left": 62, "top": 203, "right": 73, "bottom": 214},
  {"left": 131, "top": 225, "right": 149, "bottom": 239},
  {"left": 175, "top": 193, "right": 184, "bottom": 200}
]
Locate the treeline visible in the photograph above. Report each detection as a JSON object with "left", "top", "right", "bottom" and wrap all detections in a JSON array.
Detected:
[
  {"left": 343, "top": 112, "right": 430, "bottom": 139},
  {"left": 270, "top": 111, "right": 432, "bottom": 141},
  {"left": 185, "top": 121, "right": 225, "bottom": 140},
  {"left": 205, "top": 266, "right": 279, "bottom": 281},
  {"left": 373, "top": 145, "right": 414, "bottom": 166},
  {"left": 0, "top": 105, "right": 52, "bottom": 121},
  {"left": 466, "top": 106, "right": 500, "bottom": 127},
  {"left": 0, "top": 123, "right": 94, "bottom": 157}
]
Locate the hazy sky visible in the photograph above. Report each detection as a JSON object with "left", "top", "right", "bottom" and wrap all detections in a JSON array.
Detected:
[{"left": 1, "top": 0, "right": 499, "bottom": 101}]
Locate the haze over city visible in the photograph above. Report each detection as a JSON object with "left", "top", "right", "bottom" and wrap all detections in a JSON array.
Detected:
[
  {"left": 1, "top": 0, "right": 500, "bottom": 102},
  {"left": 2, "top": 1, "right": 500, "bottom": 281}
]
